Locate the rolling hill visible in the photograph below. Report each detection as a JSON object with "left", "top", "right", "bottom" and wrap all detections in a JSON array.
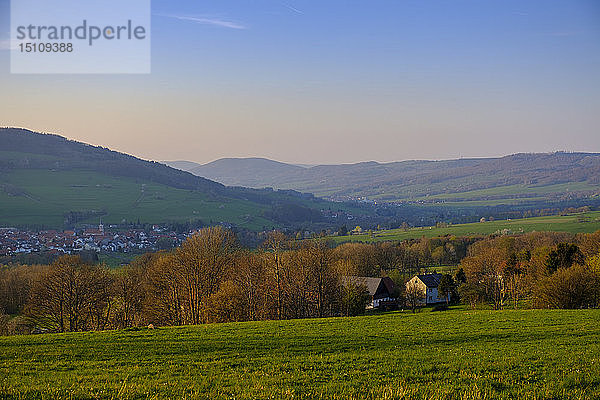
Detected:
[
  {"left": 3, "top": 128, "right": 598, "bottom": 231},
  {"left": 171, "top": 158, "right": 307, "bottom": 188},
  {"left": 0, "top": 128, "right": 365, "bottom": 230},
  {"left": 173, "top": 153, "right": 600, "bottom": 204}
]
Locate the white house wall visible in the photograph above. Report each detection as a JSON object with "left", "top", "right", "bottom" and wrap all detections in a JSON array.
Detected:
[
  {"left": 406, "top": 276, "right": 446, "bottom": 305},
  {"left": 425, "top": 287, "right": 444, "bottom": 304}
]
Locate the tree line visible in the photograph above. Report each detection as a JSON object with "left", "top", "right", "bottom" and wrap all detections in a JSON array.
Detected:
[
  {"left": 456, "top": 231, "right": 600, "bottom": 310},
  {"left": 1, "top": 227, "right": 366, "bottom": 334},
  {"left": 1, "top": 228, "right": 600, "bottom": 335}
]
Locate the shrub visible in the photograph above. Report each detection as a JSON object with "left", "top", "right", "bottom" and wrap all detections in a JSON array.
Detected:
[
  {"left": 534, "top": 265, "right": 600, "bottom": 309},
  {"left": 458, "top": 283, "right": 485, "bottom": 309},
  {"left": 341, "top": 283, "right": 370, "bottom": 316}
]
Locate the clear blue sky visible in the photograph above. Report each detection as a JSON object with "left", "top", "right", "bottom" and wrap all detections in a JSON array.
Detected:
[{"left": 1, "top": 0, "right": 599, "bottom": 164}]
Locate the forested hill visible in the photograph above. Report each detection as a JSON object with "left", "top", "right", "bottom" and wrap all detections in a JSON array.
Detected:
[
  {"left": 0, "top": 128, "right": 223, "bottom": 194},
  {"left": 181, "top": 152, "right": 600, "bottom": 202},
  {"left": 0, "top": 128, "right": 368, "bottom": 229}
]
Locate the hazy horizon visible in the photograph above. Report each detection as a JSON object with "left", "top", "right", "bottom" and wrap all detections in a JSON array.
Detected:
[
  {"left": 163, "top": 149, "right": 600, "bottom": 168},
  {"left": 1, "top": 0, "right": 599, "bottom": 165},
  {"left": 7, "top": 124, "right": 600, "bottom": 166}
]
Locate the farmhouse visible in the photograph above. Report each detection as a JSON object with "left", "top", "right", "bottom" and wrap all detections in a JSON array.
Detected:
[
  {"left": 406, "top": 273, "right": 446, "bottom": 305},
  {"left": 342, "top": 276, "right": 397, "bottom": 309}
]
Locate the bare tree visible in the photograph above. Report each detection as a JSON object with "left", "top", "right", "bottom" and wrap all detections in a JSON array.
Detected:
[
  {"left": 461, "top": 247, "right": 506, "bottom": 310},
  {"left": 146, "top": 227, "right": 236, "bottom": 326},
  {"left": 405, "top": 280, "right": 424, "bottom": 313},
  {"left": 262, "top": 231, "right": 288, "bottom": 320},
  {"left": 25, "top": 255, "right": 113, "bottom": 332},
  {"left": 302, "top": 241, "right": 339, "bottom": 318},
  {"left": 146, "top": 253, "right": 184, "bottom": 326},
  {"left": 341, "top": 282, "right": 369, "bottom": 316},
  {"left": 232, "top": 251, "right": 268, "bottom": 321},
  {"left": 502, "top": 260, "right": 525, "bottom": 310},
  {"left": 112, "top": 261, "right": 148, "bottom": 329},
  {"left": 0, "top": 264, "right": 40, "bottom": 316}
]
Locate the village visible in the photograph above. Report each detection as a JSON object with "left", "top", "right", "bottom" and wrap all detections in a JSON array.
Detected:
[{"left": 0, "top": 224, "right": 185, "bottom": 257}]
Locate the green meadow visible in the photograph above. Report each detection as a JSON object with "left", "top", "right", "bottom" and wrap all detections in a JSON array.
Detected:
[
  {"left": 332, "top": 212, "right": 600, "bottom": 244},
  {"left": 0, "top": 167, "right": 368, "bottom": 230},
  {"left": 380, "top": 182, "right": 600, "bottom": 204},
  {"left": 1, "top": 308, "right": 599, "bottom": 399},
  {"left": 0, "top": 169, "right": 273, "bottom": 229}
]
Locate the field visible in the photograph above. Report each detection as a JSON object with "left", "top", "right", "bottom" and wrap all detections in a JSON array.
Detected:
[
  {"left": 332, "top": 211, "right": 600, "bottom": 244},
  {"left": 369, "top": 182, "right": 600, "bottom": 205},
  {"left": 0, "top": 169, "right": 275, "bottom": 229},
  {"left": 0, "top": 167, "right": 368, "bottom": 231},
  {"left": 1, "top": 308, "right": 600, "bottom": 399}
]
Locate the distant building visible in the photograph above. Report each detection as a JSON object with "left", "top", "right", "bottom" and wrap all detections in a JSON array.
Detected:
[
  {"left": 405, "top": 273, "right": 445, "bottom": 305},
  {"left": 351, "top": 226, "right": 363, "bottom": 235},
  {"left": 342, "top": 276, "right": 397, "bottom": 309}
]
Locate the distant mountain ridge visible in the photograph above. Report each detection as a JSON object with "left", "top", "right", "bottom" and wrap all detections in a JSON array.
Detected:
[
  {"left": 170, "top": 153, "right": 600, "bottom": 202},
  {"left": 166, "top": 158, "right": 306, "bottom": 188}
]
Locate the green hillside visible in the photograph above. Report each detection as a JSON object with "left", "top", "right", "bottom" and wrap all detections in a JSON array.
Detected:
[
  {"left": 1, "top": 308, "right": 599, "bottom": 399},
  {"left": 331, "top": 211, "right": 600, "bottom": 243},
  {"left": 0, "top": 169, "right": 273, "bottom": 229},
  {"left": 0, "top": 129, "right": 366, "bottom": 230}
]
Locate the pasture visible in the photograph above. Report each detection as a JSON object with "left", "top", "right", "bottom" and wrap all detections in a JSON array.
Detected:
[
  {"left": 1, "top": 308, "right": 599, "bottom": 399},
  {"left": 332, "top": 211, "right": 600, "bottom": 244},
  {"left": 0, "top": 169, "right": 273, "bottom": 229}
]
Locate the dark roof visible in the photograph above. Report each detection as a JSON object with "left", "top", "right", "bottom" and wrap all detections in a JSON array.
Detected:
[
  {"left": 342, "top": 276, "right": 397, "bottom": 299},
  {"left": 342, "top": 276, "right": 381, "bottom": 295},
  {"left": 416, "top": 273, "right": 442, "bottom": 288},
  {"left": 380, "top": 277, "right": 397, "bottom": 296}
]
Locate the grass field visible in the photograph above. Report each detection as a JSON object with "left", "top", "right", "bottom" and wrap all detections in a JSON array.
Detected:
[
  {"left": 1, "top": 308, "right": 599, "bottom": 399},
  {"left": 352, "top": 179, "right": 600, "bottom": 205},
  {"left": 0, "top": 167, "right": 370, "bottom": 230},
  {"left": 332, "top": 212, "right": 600, "bottom": 244},
  {"left": 0, "top": 169, "right": 275, "bottom": 229},
  {"left": 378, "top": 182, "right": 600, "bottom": 204}
]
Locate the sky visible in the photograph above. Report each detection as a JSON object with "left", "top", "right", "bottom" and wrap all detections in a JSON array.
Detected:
[{"left": 1, "top": 0, "right": 599, "bottom": 165}]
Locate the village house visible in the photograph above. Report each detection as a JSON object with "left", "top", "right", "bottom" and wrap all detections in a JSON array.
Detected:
[
  {"left": 405, "top": 273, "right": 446, "bottom": 305},
  {"left": 342, "top": 276, "right": 397, "bottom": 309},
  {"left": 0, "top": 225, "right": 188, "bottom": 258}
]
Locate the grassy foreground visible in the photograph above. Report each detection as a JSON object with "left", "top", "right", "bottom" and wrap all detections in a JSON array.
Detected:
[{"left": 1, "top": 309, "right": 600, "bottom": 399}]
